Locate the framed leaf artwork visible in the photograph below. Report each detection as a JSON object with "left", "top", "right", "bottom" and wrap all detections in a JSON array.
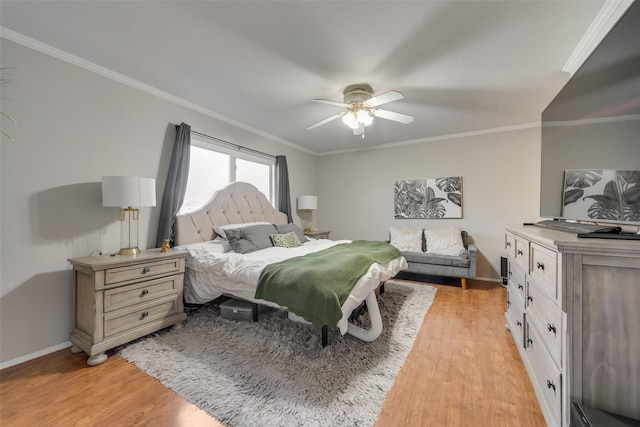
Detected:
[
  {"left": 394, "top": 177, "right": 463, "bottom": 219},
  {"left": 562, "top": 169, "right": 640, "bottom": 222}
]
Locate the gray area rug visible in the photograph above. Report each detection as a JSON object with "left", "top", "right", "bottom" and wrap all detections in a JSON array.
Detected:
[{"left": 118, "top": 280, "right": 436, "bottom": 427}]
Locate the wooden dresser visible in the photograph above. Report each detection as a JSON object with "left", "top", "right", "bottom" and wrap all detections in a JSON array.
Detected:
[
  {"left": 68, "top": 249, "right": 187, "bottom": 366},
  {"left": 504, "top": 225, "right": 640, "bottom": 426}
]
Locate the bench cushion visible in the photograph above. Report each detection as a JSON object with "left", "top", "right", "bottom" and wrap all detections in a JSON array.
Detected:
[{"left": 402, "top": 251, "right": 470, "bottom": 268}]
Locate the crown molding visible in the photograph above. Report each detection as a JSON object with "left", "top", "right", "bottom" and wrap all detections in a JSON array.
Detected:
[
  {"left": 0, "top": 26, "right": 317, "bottom": 156},
  {"left": 562, "top": 0, "right": 634, "bottom": 76}
]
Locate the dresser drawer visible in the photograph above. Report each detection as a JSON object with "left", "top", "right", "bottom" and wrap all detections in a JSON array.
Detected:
[
  {"left": 526, "top": 319, "right": 562, "bottom": 427},
  {"left": 529, "top": 243, "right": 558, "bottom": 301},
  {"left": 507, "top": 289, "right": 526, "bottom": 348},
  {"left": 104, "top": 296, "right": 179, "bottom": 338},
  {"left": 508, "top": 259, "right": 526, "bottom": 307},
  {"left": 514, "top": 236, "right": 530, "bottom": 273},
  {"left": 104, "top": 275, "right": 181, "bottom": 312},
  {"left": 105, "top": 258, "right": 184, "bottom": 286},
  {"left": 505, "top": 231, "right": 515, "bottom": 258},
  {"left": 526, "top": 277, "right": 563, "bottom": 367}
]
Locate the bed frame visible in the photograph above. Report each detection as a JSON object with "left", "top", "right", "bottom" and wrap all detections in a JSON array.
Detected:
[{"left": 175, "top": 182, "right": 385, "bottom": 346}]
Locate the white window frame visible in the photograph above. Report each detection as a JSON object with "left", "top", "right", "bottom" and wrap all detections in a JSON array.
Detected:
[{"left": 190, "top": 135, "right": 276, "bottom": 202}]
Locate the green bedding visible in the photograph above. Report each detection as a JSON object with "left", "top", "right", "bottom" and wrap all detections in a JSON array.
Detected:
[{"left": 255, "top": 240, "right": 401, "bottom": 331}]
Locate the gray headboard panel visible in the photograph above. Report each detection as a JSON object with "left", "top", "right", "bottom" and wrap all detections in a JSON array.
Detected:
[{"left": 174, "top": 182, "right": 288, "bottom": 246}]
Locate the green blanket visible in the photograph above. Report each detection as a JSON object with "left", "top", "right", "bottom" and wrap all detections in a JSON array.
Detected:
[{"left": 255, "top": 240, "right": 401, "bottom": 331}]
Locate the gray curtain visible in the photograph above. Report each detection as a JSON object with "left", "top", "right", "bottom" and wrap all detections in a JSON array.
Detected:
[
  {"left": 156, "top": 123, "right": 191, "bottom": 247},
  {"left": 276, "top": 155, "right": 293, "bottom": 223}
]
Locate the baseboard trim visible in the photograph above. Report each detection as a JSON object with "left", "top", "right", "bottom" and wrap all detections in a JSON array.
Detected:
[{"left": 0, "top": 341, "right": 72, "bottom": 370}]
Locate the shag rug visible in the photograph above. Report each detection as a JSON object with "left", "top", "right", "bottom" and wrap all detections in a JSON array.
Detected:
[{"left": 118, "top": 280, "right": 436, "bottom": 427}]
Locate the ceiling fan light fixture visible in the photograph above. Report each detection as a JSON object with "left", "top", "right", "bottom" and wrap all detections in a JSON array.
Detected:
[
  {"left": 357, "top": 109, "right": 373, "bottom": 126},
  {"left": 342, "top": 112, "right": 359, "bottom": 129}
]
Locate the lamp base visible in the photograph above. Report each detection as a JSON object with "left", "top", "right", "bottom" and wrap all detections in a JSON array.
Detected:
[{"left": 117, "top": 247, "right": 141, "bottom": 255}]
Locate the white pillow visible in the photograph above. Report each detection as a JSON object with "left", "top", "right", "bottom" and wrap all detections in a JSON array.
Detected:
[
  {"left": 424, "top": 226, "right": 466, "bottom": 256},
  {"left": 213, "top": 221, "right": 271, "bottom": 238},
  {"left": 389, "top": 226, "right": 423, "bottom": 252}
]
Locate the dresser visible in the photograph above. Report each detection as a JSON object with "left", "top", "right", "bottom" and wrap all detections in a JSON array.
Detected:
[
  {"left": 504, "top": 225, "right": 640, "bottom": 426},
  {"left": 68, "top": 249, "right": 187, "bottom": 366}
]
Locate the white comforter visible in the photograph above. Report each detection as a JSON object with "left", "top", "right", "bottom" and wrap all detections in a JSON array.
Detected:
[{"left": 179, "top": 239, "right": 407, "bottom": 334}]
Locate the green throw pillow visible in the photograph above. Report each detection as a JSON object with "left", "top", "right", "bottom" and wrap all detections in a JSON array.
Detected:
[{"left": 270, "top": 231, "right": 302, "bottom": 248}]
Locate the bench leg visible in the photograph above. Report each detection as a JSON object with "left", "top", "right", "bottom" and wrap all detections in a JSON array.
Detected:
[{"left": 461, "top": 277, "right": 467, "bottom": 290}]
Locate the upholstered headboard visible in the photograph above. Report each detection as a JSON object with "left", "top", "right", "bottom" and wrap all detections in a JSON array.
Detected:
[{"left": 174, "top": 182, "right": 288, "bottom": 246}]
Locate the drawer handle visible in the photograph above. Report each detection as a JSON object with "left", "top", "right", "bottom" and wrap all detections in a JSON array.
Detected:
[
  {"left": 536, "top": 261, "right": 545, "bottom": 270},
  {"left": 508, "top": 271, "right": 512, "bottom": 277},
  {"left": 141, "top": 289, "right": 149, "bottom": 296},
  {"left": 547, "top": 323, "right": 556, "bottom": 334},
  {"left": 506, "top": 242, "right": 512, "bottom": 247},
  {"left": 517, "top": 249, "right": 523, "bottom": 256},
  {"left": 141, "top": 267, "right": 150, "bottom": 274},
  {"left": 527, "top": 295, "right": 533, "bottom": 303},
  {"left": 546, "top": 380, "right": 556, "bottom": 392},
  {"left": 518, "top": 284, "right": 523, "bottom": 290},
  {"left": 527, "top": 337, "right": 533, "bottom": 346},
  {"left": 141, "top": 311, "right": 149, "bottom": 318},
  {"left": 507, "top": 301, "right": 511, "bottom": 307},
  {"left": 516, "top": 320, "right": 522, "bottom": 328}
]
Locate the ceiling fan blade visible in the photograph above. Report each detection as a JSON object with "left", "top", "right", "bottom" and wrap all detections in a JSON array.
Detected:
[
  {"left": 307, "top": 113, "right": 343, "bottom": 130},
  {"left": 353, "top": 123, "right": 365, "bottom": 136},
  {"left": 372, "top": 108, "right": 414, "bottom": 124},
  {"left": 312, "top": 99, "right": 347, "bottom": 108},
  {"left": 366, "top": 90, "right": 404, "bottom": 107}
]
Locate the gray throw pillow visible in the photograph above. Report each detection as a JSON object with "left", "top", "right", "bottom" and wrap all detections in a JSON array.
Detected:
[
  {"left": 224, "top": 224, "right": 278, "bottom": 254},
  {"left": 275, "top": 223, "right": 309, "bottom": 243}
]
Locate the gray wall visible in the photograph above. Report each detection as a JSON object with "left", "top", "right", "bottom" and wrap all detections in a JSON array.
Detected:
[
  {"left": 0, "top": 40, "right": 318, "bottom": 365},
  {"left": 316, "top": 127, "right": 542, "bottom": 280},
  {"left": 1, "top": 37, "right": 543, "bottom": 366}
]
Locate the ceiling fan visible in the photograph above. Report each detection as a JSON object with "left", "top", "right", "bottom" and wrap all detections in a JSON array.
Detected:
[{"left": 307, "top": 84, "right": 414, "bottom": 136}]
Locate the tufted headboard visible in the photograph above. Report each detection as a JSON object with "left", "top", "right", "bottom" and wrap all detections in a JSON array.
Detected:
[{"left": 174, "top": 182, "right": 288, "bottom": 246}]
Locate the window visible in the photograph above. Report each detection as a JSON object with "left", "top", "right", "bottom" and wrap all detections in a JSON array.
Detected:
[{"left": 179, "top": 136, "right": 274, "bottom": 214}]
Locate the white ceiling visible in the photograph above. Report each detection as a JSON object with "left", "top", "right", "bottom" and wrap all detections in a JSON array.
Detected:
[{"left": 0, "top": 1, "right": 612, "bottom": 154}]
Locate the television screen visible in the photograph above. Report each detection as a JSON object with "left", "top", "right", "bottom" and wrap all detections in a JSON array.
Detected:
[{"left": 540, "top": 0, "right": 640, "bottom": 225}]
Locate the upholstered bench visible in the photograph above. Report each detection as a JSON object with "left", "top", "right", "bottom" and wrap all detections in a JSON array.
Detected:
[{"left": 389, "top": 226, "right": 477, "bottom": 290}]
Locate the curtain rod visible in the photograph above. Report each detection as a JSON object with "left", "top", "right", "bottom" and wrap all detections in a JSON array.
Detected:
[{"left": 186, "top": 128, "right": 276, "bottom": 160}]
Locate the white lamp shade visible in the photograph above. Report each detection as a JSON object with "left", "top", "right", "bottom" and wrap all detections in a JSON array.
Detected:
[
  {"left": 297, "top": 195, "right": 317, "bottom": 210},
  {"left": 102, "top": 176, "right": 156, "bottom": 207}
]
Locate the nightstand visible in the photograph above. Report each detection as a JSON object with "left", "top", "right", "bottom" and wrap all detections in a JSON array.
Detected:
[
  {"left": 304, "top": 230, "right": 331, "bottom": 239},
  {"left": 68, "top": 249, "right": 187, "bottom": 366}
]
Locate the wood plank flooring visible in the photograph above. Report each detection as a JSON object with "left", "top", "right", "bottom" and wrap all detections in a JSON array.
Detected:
[{"left": 0, "top": 280, "right": 545, "bottom": 427}]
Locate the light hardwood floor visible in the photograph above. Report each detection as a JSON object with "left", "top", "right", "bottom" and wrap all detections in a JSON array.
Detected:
[{"left": 0, "top": 280, "right": 545, "bottom": 426}]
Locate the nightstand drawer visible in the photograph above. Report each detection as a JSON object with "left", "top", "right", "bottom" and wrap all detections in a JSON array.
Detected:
[
  {"left": 105, "top": 258, "right": 184, "bottom": 286},
  {"left": 104, "top": 296, "right": 178, "bottom": 338},
  {"left": 104, "top": 275, "right": 181, "bottom": 312}
]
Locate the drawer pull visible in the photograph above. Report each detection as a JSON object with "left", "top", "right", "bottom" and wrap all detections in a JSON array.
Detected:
[
  {"left": 508, "top": 271, "right": 512, "bottom": 277},
  {"left": 516, "top": 320, "right": 522, "bottom": 328},
  {"left": 547, "top": 323, "right": 556, "bottom": 334},
  {"left": 141, "top": 267, "right": 150, "bottom": 274},
  {"left": 506, "top": 242, "right": 512, "bottom": 247},
  {"left": 518, "top": 284, "right": 523, "bottom": 290},
  {"left": 536, "top": 261, "right": 545, "bottom": 270},
  {"left": 507, "top": 301, "right": 511, "bottom": 307},
  {"left": 141, "top": 311, "right": 149, "bottom": 318},
  {"left": 517, "top": 249, "right": 523, "bottom": 256},
  {"left": 141, "top": 289, "right": 149, "bottom": 296},
  {"left": 527, "top": 337, "right": 533, "bottom": 346},
  {"left": 527, "top": 295, "right": 533, "bottom": 303},
  {"left": 546, "top": 380, "right": 556, "bottom": 392}
]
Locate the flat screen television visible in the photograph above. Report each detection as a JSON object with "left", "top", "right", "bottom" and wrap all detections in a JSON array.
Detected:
[{"left": 540, "top": 0, "right": 640, "bottom": 227}]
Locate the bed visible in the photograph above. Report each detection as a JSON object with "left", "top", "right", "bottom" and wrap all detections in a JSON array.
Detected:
[{"left": 174, "top": 182, "right": 407, "bottom": 345}]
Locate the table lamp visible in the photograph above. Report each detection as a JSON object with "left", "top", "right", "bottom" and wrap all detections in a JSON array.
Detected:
[
  {"left": 102, "top": 176, "right": 156, "bottom": 255},
  {"left": 297, "top": 195, "right": 317, "bottom": 233}
]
